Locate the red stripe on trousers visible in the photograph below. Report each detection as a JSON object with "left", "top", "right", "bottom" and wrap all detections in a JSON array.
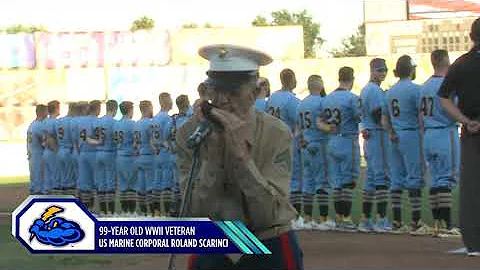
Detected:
[
  {"left": 280, "top": 233, "right": 297, "bottom": 270},
  {"left": 188, "top": 254, "right": 199, "bottom": 270}
]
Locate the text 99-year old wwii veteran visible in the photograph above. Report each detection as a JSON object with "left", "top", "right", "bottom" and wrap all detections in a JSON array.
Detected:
[
  {"left": 175, "top": 44, "right": 304, "bottom": 269},
  {"left": 438, "top": 18, "right": 480, "bottom": 256}
]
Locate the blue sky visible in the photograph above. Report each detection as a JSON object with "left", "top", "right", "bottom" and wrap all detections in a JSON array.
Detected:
[{"left": 0, "top": 0, "right": 365, "bottom": 51}]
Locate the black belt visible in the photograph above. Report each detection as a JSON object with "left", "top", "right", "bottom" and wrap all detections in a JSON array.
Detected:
[
  {"left": 395, "top": 128, "right": 418, "bottom": 131},
  {"left": 425, "top": 126, "right": 457, "bottom": 130}
]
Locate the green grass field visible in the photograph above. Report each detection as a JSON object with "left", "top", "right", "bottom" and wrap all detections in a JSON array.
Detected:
[
  {"left": 0, "top": 175, "right": 29, "bottom": 185},
  {"left": 0, "top": 172, "right": 461, "bottom": 269}
]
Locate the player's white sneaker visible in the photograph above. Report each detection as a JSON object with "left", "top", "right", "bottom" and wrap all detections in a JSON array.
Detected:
[
  {"left": 336, "top": 217, "right": 357, "bottom": 232},
  {"left": 467, "top": 251, "right": 480, "bottom": 257},
  {"left": 303, "top": 221, "right": 314, "bottom": 230},
  {"left": 292, "top": 216, "right": 305, "bottom": 230},
  {"left": 313, "top": 220, "right": 336, "bottom": 231},
  {"left": 374, "top": 218, "right": 393, "bottom": 233},
  {"left": 392, "top": 222, "right": 410, "bottom": 234},
  {"left": 438, "top": 227, "right": 462, "bottom": 238},
  {"left": 358, "top": 219, "right": 374, "bottom": 233},
  {"left": 410, "top": 222, "right": 435, "bottom": 236}
]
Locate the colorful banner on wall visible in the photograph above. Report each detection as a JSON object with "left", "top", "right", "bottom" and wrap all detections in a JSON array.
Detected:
[
  {"left": 34, "top": 31, "right": 172, "bottom": 68},
  {"left": 0, "top": 34, "right": 35, "bottom": 68},
  {"left": 35, "top": 32, "right": 105, "bottom": 68},
  {"left": 104, "top": 31, "right": 171, "bottom": 67}
]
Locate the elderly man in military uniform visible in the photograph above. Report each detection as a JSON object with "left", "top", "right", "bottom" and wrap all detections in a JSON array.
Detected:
[{"left": 176, "top": 44, "right": 303, "bottom": 269}]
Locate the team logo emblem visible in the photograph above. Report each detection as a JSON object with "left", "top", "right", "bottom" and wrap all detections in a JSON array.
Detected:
[
  {"left": 218, "top": 48, "right": 228, "bottom": 59},
  {"left": 28, "top": 205, "right": 85, "bottom": 247}
]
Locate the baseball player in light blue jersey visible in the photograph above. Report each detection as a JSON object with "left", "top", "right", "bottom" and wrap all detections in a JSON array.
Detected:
[
  {"left": 317, "top": 67, "right": 361, "bottom": 232},
  {"left": 55, "top": 102, "right": 76, "bottom": 196},
  {"left": 77, "top": 100, "right": 101, "bottom": 211},
  {"left": 71, "top": 102, "right": 88, "bottom": 194},
  {"left": 266, "top": 69, "right": 302, "bottom": 226},
  {"left": 358, "top": 58, "right": 393, "bottom": 233},
  {"left": 114, "top": 101, "right": 137, "bottom": 216},
  {"left": 88, "top": 100, "right": 118, "bottom": 216},
  {"left": 420, "top": 49, "right": 461, "bottom": 236},
  {"left": 27, "top": 104, "right": 48, "bottom": 195},
  {"left": 163, "top": 95, "right": 192, "bottom": 217},
  {"left": 255, "top": 77, "right": 270, "bottom": 112},
  {"left": 42, "top": 100, "right": 61, "bottom": 195},
  {"left": 296, "top": 75, "right": 334, "bottom": 231},
  {"left": 134, "top": 100, "right": 155, "bottom": 217},
  {"left": 386, "top": 55, "right": 427, "bottom": 234},
  {"left": 151, "top": 92, "right": 173, "bottom": 217}
]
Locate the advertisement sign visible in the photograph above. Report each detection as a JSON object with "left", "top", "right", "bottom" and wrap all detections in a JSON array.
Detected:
[
  {"left": 35, "top": 32, "right": 105, "bottom": 68},
  {"left": 0, "top": 34, "right": 36, "bottom": 68}
]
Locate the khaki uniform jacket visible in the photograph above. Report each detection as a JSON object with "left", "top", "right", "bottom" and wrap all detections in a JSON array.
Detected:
[{"left": 175, "top": 110, "right": 297, "bottom": 240}]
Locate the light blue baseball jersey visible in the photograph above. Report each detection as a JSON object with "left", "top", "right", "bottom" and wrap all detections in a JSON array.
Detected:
[
  {"left": 55, "top": 116, "right": 73, "bottom": 148},
  {"left": 321, "top": 89, "right": 361, "bottom": 136},
  {"left": 266, "top": 90, "right": 300, "bottom": 131},
  {"left": 114, "top": 117, "right": 135, "bottom": 156},
  {"left": 94, "top": 115, "right": 117, "bottom": 152},
  {"left": 77, "top": 115, "right": 97, "bottom": 152},
  {"left": 27, "top": 120, "right": 34, "bottom": 155},
  {"left": 70, "top": 117, "right": 80, "bottom": 150},
  {"left": 164, "top": 113, "right": 190, "bottom": 143},
  {"left": 28, "top": 119, "right": 45, "bottom": 154},
  {"left": 360, "top": 82, "right": 388, "bottom": 130},
  {"left": 386, "top": 79, "right": 421, "bottom": 130},
  {"left": 42, "top": 117, "right": 58, "bottom": 144},
  {"left": 420, "top": 76, "right": 458, "bottom": 128},
  {"left": 134, "top": 118, "right": 154, "bottom": 155},
  {"left": 255, "top": 98, "right": 268, "bottom": 112},
  {"left": 151, "top": 112, "right": 171, "bottom": 147},
  {"left": 296, "top": 94, "right": 326, "bottom": 142}
]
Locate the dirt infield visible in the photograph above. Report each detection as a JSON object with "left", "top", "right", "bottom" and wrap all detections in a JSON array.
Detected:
[{"left": 0, "top": 183, "right": 28, "bottom": 213}]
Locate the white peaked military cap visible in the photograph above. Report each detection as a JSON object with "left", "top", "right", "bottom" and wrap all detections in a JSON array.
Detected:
[{"left": 198, "top": 44, "right": 273, "bottom": 72}]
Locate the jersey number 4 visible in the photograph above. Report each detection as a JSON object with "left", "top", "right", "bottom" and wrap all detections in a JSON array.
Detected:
[{"left": 420, "top": 96, "right": 434, "bottom": 117}]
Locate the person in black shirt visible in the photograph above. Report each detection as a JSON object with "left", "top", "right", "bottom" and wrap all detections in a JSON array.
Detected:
[{"left": 438, "top": 17, "right": 480, "bottom": 256}]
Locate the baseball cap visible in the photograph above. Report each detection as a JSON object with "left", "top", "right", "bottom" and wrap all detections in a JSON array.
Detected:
[{"left": 370, "top": 58, "right": 388, "bottom": 72}]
